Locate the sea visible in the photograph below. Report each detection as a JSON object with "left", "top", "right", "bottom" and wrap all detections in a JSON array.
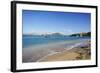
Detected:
[{"left": 22, "top": 35, "right": 90, "bottom": 48}]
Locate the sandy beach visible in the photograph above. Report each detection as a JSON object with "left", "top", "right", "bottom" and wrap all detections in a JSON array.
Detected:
[
  {"left": 22, "top": 40, "right": 91, "bottom": 63},
  {"left": 38, "top": 42, "right": 91, "bottom": 62}
]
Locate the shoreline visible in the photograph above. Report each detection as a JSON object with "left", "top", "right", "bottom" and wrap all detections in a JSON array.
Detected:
[
  {"left": 38, "top": 41, "right": 91, "bottom": 62},
  {"left": 22, "top": 40, "right": 90, "bottom": 63}
]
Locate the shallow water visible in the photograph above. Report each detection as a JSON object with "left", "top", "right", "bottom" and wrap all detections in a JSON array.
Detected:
[{"left": 23, "top": 35, "right": 90, "bottom": 48}]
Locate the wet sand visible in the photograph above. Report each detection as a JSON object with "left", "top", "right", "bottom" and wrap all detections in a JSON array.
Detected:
[{"left": 38, "top": 44, "right": 91, "bottom": 62}]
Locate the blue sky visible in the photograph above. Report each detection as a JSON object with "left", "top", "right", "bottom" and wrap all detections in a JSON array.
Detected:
[{"left": 22, "top": 10, "right": 91, "bottom": 35}]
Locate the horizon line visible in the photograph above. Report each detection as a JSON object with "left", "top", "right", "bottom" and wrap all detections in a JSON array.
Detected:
[{"left": 23, "top": 31, "right": 91, "bottom": 35}]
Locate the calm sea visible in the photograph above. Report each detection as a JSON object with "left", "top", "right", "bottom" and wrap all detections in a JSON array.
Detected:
[{"left": 22, "top": 35, "right": 90, "bottom": 48}]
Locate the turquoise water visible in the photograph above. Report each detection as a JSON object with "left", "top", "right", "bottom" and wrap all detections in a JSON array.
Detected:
[{"left": 22, "top": 35, "right": 90, "bottom": 48}]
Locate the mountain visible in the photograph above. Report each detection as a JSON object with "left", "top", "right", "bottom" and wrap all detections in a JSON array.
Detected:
[
  {"left": 42, "top": 33, "right": 67, "bottom": 38},
  {"left": 51, "top": 33, "right": 63, "bottom": 36}
]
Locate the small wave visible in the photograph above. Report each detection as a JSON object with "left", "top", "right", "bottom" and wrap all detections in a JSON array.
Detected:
[{"left": 65, "top": 41, "right": 89, "bottom": 51}]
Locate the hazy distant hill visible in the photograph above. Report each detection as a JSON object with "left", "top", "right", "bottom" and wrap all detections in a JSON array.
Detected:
[
  {"left": 42, "top": 33, "right": 67, "bottom": 38},
  {"left": 23, "top": 33, "right": 67, "bottom": 38},
  {"left": 50, "top": 33, "right": 63, "bottom": 36}
]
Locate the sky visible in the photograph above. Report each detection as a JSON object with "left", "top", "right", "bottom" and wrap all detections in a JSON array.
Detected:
[{"left": 22, "top": 10, "right": 91, "bottom": 35}]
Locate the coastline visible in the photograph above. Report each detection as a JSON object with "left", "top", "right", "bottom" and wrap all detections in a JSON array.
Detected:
[
  {"left": 38, "top": 41, "right": 91, "bottom": 62},
  {"left": 22, "top": 40, "right": 91, "bottom": 63}
]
